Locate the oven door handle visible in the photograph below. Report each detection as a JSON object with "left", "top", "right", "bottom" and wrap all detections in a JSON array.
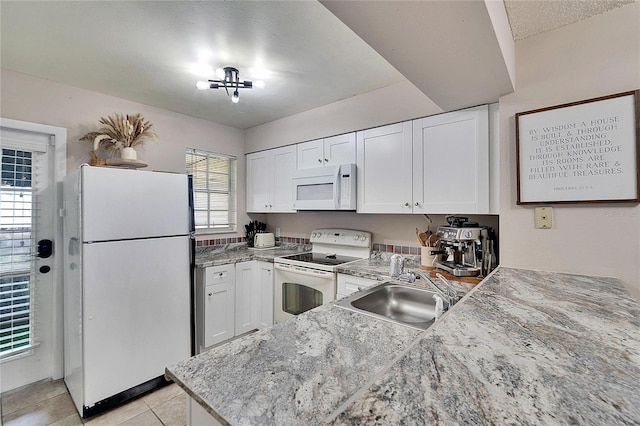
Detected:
[{"left": 274, "top": 263, "right": 334, "bottom": 279}]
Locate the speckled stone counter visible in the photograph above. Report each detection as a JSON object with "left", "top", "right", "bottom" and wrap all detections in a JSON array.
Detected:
[
  {"left": 166, "top": 303, "right": 422, "bottom": 425},
  {"left": 331, "top": 268, "right": 640, "bottom": 425},
  {"left": 195, "top": 243, "right": 310, "bottom": 268},
  {"left": 167, "top": 267, "right": 640, "bottom": 425},
  {"left": 336, "top": 255, "right": 477, "bottom": 296}
]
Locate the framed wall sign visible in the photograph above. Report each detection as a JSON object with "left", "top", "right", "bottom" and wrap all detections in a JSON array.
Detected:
[{"left": 516, "top": 90, "right": 639, "bottom": 205}]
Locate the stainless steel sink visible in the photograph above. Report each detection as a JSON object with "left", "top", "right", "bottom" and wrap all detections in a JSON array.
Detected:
[{"left": 335, "top": 282, "right": 448, "bottom": 330}]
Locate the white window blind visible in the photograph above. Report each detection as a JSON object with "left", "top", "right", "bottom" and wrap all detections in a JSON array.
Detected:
[
  {"left": 1, "top": 148, "right": 40, "bottom": 358},
  {"left": 186, "top": 149, "right": 237, "bottom": 233}
]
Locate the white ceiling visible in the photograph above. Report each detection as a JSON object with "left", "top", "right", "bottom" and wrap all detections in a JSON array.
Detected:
[
  {"left": 503, "top": 0, "right": 635, "bottom": 40},
  {"left": 0, "top": 1, "right": 634, "bottom": 130}
]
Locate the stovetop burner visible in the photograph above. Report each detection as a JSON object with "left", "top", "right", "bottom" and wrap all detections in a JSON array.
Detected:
[{"left": 279, "top": 252, "right": 362, "bottom": 266}]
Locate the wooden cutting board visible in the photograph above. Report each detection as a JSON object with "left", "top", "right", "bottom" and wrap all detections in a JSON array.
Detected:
[{"left": 418, "top": 265, "right": 483, "bottom": 285}]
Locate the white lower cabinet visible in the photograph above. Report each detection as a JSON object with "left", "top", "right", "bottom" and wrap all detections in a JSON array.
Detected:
[
  {"left": 255, "top": 261, "right": 274, "bottom": 330},
  {"left": 234, "top": 261, "right": 255, "bottom": 335},
  {"left": 197, "top": 264, "right": 235, "bottom": 350},
  {"left": 197, "top": 261, "right": 274, "bottom": 353},
  {"left": 337, "top": 274, "right": 378, "bottom": 299},
  {"left": 187, "top": 397, "right": 223, "bottom": 426},
  {"left": 235, "top": 260, "right": 274, "bottom": 335}
]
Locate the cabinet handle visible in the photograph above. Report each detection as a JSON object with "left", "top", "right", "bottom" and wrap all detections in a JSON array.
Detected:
[
  {"left": 317, "top": 158, "right": 322, "bottom": 163},
  {"left": 415, "top": 202, "right": 420, "bottom": 207},
  {"left": 324, "top": 158, "right": 328, "bottom": 162},
  {"left": 208, "top": 292, "right": 212, "bottom": 296},
  {"left": 219, "top": 272, "right": 224, "bottom": 276},
  {"left": 269, "top": 204, "right": 272, "bottom": 208},
  {"left": 404, "top": 202, "right": 410, "bottom": 207},
  {"left": 265, "top": 204, "right": 268, "bottom": 208}
]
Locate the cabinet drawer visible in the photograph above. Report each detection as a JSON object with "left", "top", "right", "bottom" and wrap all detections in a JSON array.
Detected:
[
  {"left": 205, "top": 264, "right": 234, "bottom": 283},
  {"left": 337, "top": 274, "right": 378, "bottom": 297}
]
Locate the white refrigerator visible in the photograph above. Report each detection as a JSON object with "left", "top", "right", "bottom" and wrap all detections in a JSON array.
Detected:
[{"left": 63, "top": 165, "right": 192, "bottom": 418}]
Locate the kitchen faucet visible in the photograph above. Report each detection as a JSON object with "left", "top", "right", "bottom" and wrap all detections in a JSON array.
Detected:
[{"left": 414, "top": 270, "right": 459, "bottom": 307}]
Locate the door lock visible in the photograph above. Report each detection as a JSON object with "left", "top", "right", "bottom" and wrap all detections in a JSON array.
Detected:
[{"left": 37, "top": 239, "right": 53, "bottom": 258}]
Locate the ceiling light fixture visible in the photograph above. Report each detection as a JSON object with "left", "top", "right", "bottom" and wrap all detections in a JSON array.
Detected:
[{"left": 196, "top": 66, "right": 252, "bottom": 104}]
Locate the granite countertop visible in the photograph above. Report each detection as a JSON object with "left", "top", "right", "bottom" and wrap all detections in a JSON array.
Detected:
[
  {"left": 166, "top": 267, "right": 640, "bottom": 425},
  {"left": 337, "top": 256, "right": 478, "bottom": 296},
  {"left": 195, "top": 243, "right": 310, "bottom": 268},
  {"left": 166, "top": 303, "right": 422, "bottom": 425}
]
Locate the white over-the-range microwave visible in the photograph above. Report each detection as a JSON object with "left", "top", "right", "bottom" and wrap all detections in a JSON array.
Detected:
[{"left": 291, "top": 163, "right": 356, "bottom": 211}]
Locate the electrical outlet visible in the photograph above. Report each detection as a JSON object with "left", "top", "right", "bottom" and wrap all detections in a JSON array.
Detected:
[
  {"left": 534, "top": 207, "right": 553, "bottom": 229},
  {"left": 275, "top": 227, "right": 281, "bottom": 238}
]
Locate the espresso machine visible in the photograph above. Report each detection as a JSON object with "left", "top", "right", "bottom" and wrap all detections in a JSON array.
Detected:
[{"left": 433, "top": 216, "right": 496, "bottom": 277}]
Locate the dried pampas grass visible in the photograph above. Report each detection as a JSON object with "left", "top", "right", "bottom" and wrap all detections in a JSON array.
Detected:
[{"left": 80, "top": 113, "right": 157, "bottom": 153}]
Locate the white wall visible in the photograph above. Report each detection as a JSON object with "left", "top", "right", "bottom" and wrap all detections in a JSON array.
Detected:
[
  {"left": 0, "top": 70, "right": 249, "bottom": 240},
  {"left": 245, "top": 80, "right": 443, "bottom": 153},
  {"left": 260, "top": 212, "right": 498, "bottom": 248},
  {"left": 498, "top": 3, "right": 640, "bottom": 300}
]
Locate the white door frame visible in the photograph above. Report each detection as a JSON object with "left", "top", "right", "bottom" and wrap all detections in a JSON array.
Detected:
[{"left": 0, "top": 117, "right": 67, "bottom": 386}]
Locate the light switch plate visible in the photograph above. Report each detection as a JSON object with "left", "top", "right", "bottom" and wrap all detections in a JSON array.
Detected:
[{"left": 534, "top": 207, "right": 553, "bottom": 229}]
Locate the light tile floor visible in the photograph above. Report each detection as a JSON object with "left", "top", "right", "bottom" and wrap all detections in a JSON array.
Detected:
[{"left": 1, "top": 379, "right": 186, "bottom": 426}]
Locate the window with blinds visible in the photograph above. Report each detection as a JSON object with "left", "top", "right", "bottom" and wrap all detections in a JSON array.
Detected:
[
  {"left": 0, "top": 149, "right": 36, "bottom": 357},
  {"left": 186, "top": 149, "right": 237, "bottom": 233}
]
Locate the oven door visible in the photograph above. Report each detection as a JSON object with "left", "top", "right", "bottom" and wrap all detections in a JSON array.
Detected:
[{"left": 273, "top": 263, "right": 335, "bottom": 324}]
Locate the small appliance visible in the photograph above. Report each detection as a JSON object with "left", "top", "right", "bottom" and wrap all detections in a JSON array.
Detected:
[
  {"left": 433, "top": 216, "right": 496, "bottom": 277},
  {"left": 291, "top": 163, "right": 356, "bottom": 210},
  {"left": 254, "top": 232, "right": 275, "bottom": 249}
]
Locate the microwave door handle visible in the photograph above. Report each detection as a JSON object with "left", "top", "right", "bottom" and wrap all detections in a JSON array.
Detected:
[{"left": 333, "top": 165, "right": 340, "bottom": 209}]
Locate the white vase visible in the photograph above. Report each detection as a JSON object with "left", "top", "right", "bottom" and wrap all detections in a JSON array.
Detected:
[{"left": 120, "top": 147, "right": 137, "bottom": 161}]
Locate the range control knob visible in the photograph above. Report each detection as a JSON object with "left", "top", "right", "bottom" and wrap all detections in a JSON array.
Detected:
[
  {"left": 464, "top": 230, "right": 473, "bottom": 239},
  {"left": 311, "top": 232, "right": 317, "bottom": 239},
  {"left": 360, "top": 235, "right": 368, "bottom": 241},
  {"left": 353, "top": 234, "right": 359, "bottom": 240}
]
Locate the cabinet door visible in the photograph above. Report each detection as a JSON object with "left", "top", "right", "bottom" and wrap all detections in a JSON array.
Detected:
[
  {"left": 413, "top": 105, "right": 489, "bottom": 214},
  {"left": 246, "top": 151, "right": 272, "bottom": 213},
  {"left": 271, "top": 146, "right": 297, "bottom": 212},
  {"left": 337, "top": 274, "right": 378, "bottom": 298},
  {"left": 356, "top": 122, "right": 413, "bottom": 213},
  {"left": 296, "top": 139, "right": 324, "bottom": 169},
  {"left": 204, "top": 265, "right": 235, "bottom": 347},
  {"left": 324, "top": 133, "right": 356, "bottom": 167},
  {"left": 235, "top": 261, "right": 256, "bottom": 335},
  {"left": 255, "top": 261, "right": 274, "bottom": 329}
]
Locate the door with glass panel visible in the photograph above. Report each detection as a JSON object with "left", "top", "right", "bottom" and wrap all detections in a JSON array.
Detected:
[{"left": 0, "top": 122, "right": 61, "bottom": 392}]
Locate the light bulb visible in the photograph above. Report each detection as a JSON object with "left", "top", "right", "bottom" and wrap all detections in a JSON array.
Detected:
[
  {"left": 215, "top": 68, "right": 226, "bottom": 79},
  {"left": 196, "top": 81, "right": 210, "bottom": 90},
  {"left": 231, "top": 90, "right": 240, "bottom": 103},
  {"left": 254, "top": 80, "right": 265, "bottom": 89}
]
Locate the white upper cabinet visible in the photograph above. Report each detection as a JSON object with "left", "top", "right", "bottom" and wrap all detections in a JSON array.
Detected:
[
  {"left": 356, "top": 106, "right": 490, "bottom": 215},
  {"left": 356, "top": 122, "right": 413, "bottom": 213},
  {"left": 246, "top": 146, "right": 296, "bottom": 213},
  {"left": 296, "top": 139, "right": 324, "bottom": 169},
  {"left": 412, "top": 105, "right": 489, "bottom": 214},
  {"left": 297, "top": 133, "right": 356, "bottom": 169},
  {"left": 246, "top": 151, "right": 271, "bottom": 213}
]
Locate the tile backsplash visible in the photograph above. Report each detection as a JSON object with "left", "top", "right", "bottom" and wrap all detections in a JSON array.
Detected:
[
  {"left": 372, "top": 243, "right": 420, "bottom": 255},
  {"left": 196, "top": 235, "right": 311, "bottom": 247},
  {"left": 197, "top": 235, "right": 418, "bottom": 255}
]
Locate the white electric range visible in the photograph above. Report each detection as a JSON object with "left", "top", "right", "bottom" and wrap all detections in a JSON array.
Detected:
[{"left": 273, "top": 229, "right": 371, "bottom": 323}]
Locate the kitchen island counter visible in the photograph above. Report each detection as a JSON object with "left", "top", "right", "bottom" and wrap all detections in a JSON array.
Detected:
[{"left": 167, "top": 267, "right": 640, "bottom": 425}]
